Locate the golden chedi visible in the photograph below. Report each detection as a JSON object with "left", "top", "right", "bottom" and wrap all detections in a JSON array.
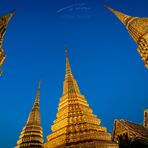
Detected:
[
  {"left": 44, "top": 50, "right": 118, "bottom": 148},
  {"left": 0, "top": 11, "right": 15, "bottom": 74},
  {"left": 106, "top": 6, "right": 148, "bottom": 68},
  {"left": 15, "top": 82, "right": 44, "bottom": 148}
]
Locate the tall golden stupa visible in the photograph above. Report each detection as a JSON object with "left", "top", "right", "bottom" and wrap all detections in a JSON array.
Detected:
[
  {"left": 106, "top": 6, "right": 148, "bottom": 68},
  {"left": 15, "top": 82, "right": 44, "bottom": 148},
  {"left": 44, "top": 50, "right": 118, "bottom": 148},
  {"left": 0, "top": 11, "right": 15, "bottom": 74}
]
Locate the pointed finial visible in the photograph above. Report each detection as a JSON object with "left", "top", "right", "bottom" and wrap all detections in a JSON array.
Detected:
[
  {"left": 104, "top": 5, "right": 114, "bottom": 12},
  {"left": 64, "top": 46, "right": 74, "bottom": 81},
  {"left": 64, "top": 45, "right": 68, "bottom": 57},
  {"left": 4, "top": 10, "right": 15, "bottom": 25},
  {"left": 105, "top": 5, "right": 132, "bottom": 28},
  {"left": 38, "top": 80, "right": 41, "bottom": 89},
  {"left": 65, "top": 49, "right": 68, "bottom": 58},
  {"left": 104, "top": 5, "right": 113, "bottom": 10},
  {"left": 12, "top": 9, "right": 16, "bottom": 14},
  {"left": 32, "top": 81, "right": 41, "bottom": 109}
]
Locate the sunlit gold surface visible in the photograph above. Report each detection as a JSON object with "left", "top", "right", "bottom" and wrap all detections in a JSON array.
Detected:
[
  {"left": 113, "top": 119, "right": 148, "bottom": 142},
  {"left": 15, "top": 82, "right": 44, "bottom": 148},
  {"left": 44, "top": 51, "right": 118, "bottom": 148},
  {"left": 0, "top": 11, "right": 14, "bottom": 74},
  {"left": 106, "top": 6, "right": 148, "bottom": 68},
  {"left": 144, "top": 109, "right": 148, "bottom": 128},
  {"left": 0, "top": 49, "right": 5, "bottom": 74}
]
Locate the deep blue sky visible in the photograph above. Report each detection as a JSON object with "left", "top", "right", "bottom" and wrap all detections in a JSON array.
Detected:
[{"left": 0, "top": 0, "right": 148, "bottom": 147}]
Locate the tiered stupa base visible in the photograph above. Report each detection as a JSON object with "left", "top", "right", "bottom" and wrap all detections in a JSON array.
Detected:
[
  {"left": 65, "top": 141, "right": 118, "bottom": 148},
  {"left": 45, "top": 141, "right": 118, "bottom": 148},
  {"left": 44, "top": 130, "right": 118, "bottom": 148}
]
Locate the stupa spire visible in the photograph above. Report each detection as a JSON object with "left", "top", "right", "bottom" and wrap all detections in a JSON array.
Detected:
[
  {"left": 63, "top": 48, "right": 80, "bottom": 95},
  {"left": 0, "top": 10, "right": 15, "bottom": 46},
  {"left": 44, "top": 50, "right": 118, "bottom": 148},
  {"left": 0, "top": 10, "right": 15, "bottom": 74},
  {"left": 15, "top": 81, "right": 44, "bottom": 148},
  {"left": 32, "top": 80, "right": 41, "bottom": 110},
  {"left": 105, "top": 5, "right": 132, "bottom": 28},
  {"left": 106, "top": 5, "right": 148, "bottom": 68},
  {"left": 65, "top": 48, "right": 73, "bottom": 79},
  {"left": 26, "top": 81, "right": 41, "bottom": 125}
]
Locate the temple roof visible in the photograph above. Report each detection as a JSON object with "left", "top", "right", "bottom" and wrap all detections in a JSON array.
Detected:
[{"left": 116, "top": 119, "right": 148, "bottom": 139}]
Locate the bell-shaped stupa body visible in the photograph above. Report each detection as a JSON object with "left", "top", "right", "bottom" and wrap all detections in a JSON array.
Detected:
[
  {"left": 15, "top": 82, "right": 44, "bottom": 148},
  {"left": 106, "top": 6, "right": 148, "bottom": 68},
  {"left": 44, "top": 50, "right": 118, "bottom": 148}
]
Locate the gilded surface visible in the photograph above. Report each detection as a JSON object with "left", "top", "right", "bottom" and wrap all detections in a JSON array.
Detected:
[
  {"left": 15, "top": 82, "right": 44, "bottom": 148},
  {"left": 106, "top": 6, "right": 148, "bottom": 68},
  {"left": 0, "top": 50, "right": 5, "bottom": 74},
  {"left": 0, "top": 11, "right": 14, "bottom": 74},
  {"left": 144, "top": 109, "right": 148, "bottom": 128},
  {"left": 44, "top": 51, "right": 118, "bottom": 148},
  {"left": 65, "top": 141, "right": 119, "bottom": 148},
  {"left": 113, "top": 119, "right": 148, "bottom": 142},
  {"left": 113, "top": 120, "right": 129, "bottom": 142}
]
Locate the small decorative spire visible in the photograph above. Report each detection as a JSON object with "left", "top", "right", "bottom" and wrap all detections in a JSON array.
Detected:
[
  {"left": 144, "top": 109, "right": 148, "bottom": 128},
  {"left": 33, "top": 80, "right": 41, "bottom": 109},
  {"left": 65, "top": 47, "right": 73, "bottom": 78}
]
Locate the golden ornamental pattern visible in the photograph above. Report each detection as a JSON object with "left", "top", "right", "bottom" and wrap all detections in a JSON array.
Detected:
[
  {"left": 15, "top": 82, "right": 44, "bottom": 148},
  {"left": 0, "top": 11, "right": 14, "bottom": 74},
  {"left": 106, "top": 6, "right": 148, "bottom": 68},
  {"left": 44, "top": 51, "right": 118, "bottom": 148}
]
